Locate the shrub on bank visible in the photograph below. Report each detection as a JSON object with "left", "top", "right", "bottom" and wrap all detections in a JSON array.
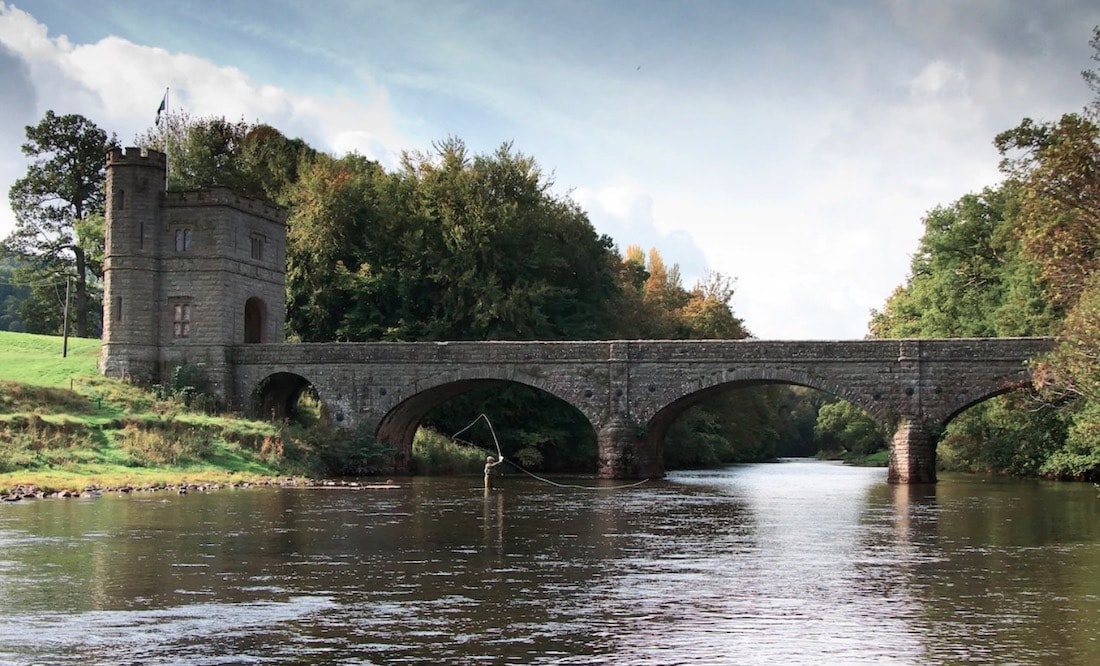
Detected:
[{"left": 411, "top": 428, "right": 486, "bottom": 475}]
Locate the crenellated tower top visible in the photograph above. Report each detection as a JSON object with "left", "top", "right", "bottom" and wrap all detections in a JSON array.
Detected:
[{"left": 106, "top": 146, "right": 167, "bottom": 168}]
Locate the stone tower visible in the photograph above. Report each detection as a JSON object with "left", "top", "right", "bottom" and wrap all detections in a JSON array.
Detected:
[{"left": 100, "top": 147, "right": 287, "bottom": 399}]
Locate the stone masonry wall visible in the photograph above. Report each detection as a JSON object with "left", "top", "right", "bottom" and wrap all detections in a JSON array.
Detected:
[
  {"left": 101, "top": 149, "right": 287, "bottom": 398},
  {"left": 229, "top": 337, "right": 1052, "bottom": 479}
]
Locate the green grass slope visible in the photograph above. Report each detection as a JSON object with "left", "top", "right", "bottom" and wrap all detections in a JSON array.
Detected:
[
  {"left": 0, "top": 330, "right": 100, "bottom": 386},
  {"left": 0, "top": 331, "right": 305, "bottom": 494}
]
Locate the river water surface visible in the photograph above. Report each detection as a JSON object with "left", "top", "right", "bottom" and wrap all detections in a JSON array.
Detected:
[{"left": 1, "top": 460, "right": 1098, "bottom": 664}]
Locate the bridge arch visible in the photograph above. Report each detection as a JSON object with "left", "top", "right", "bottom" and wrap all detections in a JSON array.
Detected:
[
  {"left": 370, "top": 364, "right": 606, "bottom": 431},
  {"left": 251, "top": 371, "right": 329, "bottom": 423},
  {"left": 937, "top": 378, "right": 1035, "bottom": 427},
  {"left": 638, "top": 367, "right": 883, "bottom": 429},
  {"left": 373, "top": 376, "right": 599, "bottom": 473},
  {"left": 639, "top": 373, "right": 884, "bottom": 467}
]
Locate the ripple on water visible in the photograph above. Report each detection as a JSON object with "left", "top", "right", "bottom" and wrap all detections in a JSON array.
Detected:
[{"left": 0, "top": 596, "right": 338, "bottom": 664}]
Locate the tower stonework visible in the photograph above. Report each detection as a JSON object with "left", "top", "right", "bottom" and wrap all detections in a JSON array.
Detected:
[{"left": 100, "top": 147, "right": 287, "bottom": 399}]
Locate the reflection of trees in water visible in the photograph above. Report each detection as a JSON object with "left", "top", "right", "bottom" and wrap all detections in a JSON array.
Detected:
[{"left": 879, "top": 476, "right": 1100, "bottom": 663}]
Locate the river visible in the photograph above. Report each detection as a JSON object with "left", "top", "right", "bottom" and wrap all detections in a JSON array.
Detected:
[{"left": 0, "top": 460, "right": 1097, "bottom": 664}]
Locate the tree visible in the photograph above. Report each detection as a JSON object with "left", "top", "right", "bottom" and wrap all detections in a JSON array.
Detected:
[
  {"left": 995, "top": 114, "right": 1100, "bottom": 310},
  {"left": 992, "top": 98, "right": 1100, "bottom": 480},
  {"left": 1084, "top": 25, "right": 1100, "bottom": 115},
  {"left": 322, "top": 138, "right": 622, "bottom": 342},
  {"left": 3, "top": 111, "right": 117, "bottom": 337},
  {"left": 679, "top": 270, "right": 748, "bottom": 339},
  {"left": 284, "top": 152, "right": 392, "bottom": 341},
  {"left": 869, "top": 184, "right": 1057, "bottom": 339},
  {"left": 813, "top": 400, "right": 885, "bottom": 457},
  {"left": 0, "top": 249, "right": 28, "bottom": 331},
  {"left": 136, "top": 111, "right": 317, "bottom": 200}
]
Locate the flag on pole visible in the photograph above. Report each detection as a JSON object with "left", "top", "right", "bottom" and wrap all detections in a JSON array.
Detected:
[{"left": 155, "top": 88, "right": 168, "bottom": 125}]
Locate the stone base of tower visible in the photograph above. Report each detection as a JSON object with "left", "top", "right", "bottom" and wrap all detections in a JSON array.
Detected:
[
  {"left": 100, "top": 343, "right": 234, "bottom": 406},
  {"left": 99, "top": 343, "right": 160, "bottom": 386}
]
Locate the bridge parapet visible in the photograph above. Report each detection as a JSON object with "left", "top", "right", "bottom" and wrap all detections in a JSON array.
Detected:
[
  {"left": 231, "top": 340, "right": 618, "bottom": 364},
  {"left": 228, "top": 336, "right": 1054, "bottom": 483}
]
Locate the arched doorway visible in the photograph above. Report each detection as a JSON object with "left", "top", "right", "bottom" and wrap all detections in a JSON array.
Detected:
[{"left": 244, "top": 297, "right": 266, "bottom": 343}]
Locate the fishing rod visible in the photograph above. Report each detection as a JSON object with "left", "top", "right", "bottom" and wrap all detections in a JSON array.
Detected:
[{"left": 451, "top": 413, "right": 649, "bottom": 490}]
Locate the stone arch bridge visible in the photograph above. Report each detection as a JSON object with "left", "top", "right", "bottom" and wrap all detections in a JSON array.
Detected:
[{"left": 229, "top": 337, "right": 1053, "bottom": 484}]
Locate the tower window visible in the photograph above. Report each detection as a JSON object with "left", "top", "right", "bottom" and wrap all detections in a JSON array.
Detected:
[
  {"left": 250, "top": 233, "right": 265, "bottom": 261},
  {"left": 174, "top": 229, "right": 192, "bottom": 252},
  {"left": 173, "top": 302, "right": 191, "bottom": 338}
]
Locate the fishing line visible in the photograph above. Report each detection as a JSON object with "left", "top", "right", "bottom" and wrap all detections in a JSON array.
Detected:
[{"left": 450, "top": 413, "right": 649, "bottom": 491}]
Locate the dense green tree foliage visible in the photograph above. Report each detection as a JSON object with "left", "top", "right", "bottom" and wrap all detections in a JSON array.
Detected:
[
  {"left": 813, "top": 400, "right": 885, "bottom": 457},
  {"left": 869, "top": 185, "right": 1058, "bottom": 339},
  {"left": 356, "top": 140, "right": 621, "bottom": 341},
  {"left": 136, "top": 112, "right": 317, "bottom": 201},
  {"left": 0, "top": 250, "right": 28, "bottom": 331},
  {"left": 3, "top": 111, "right": 117, "bottom": 337},
  {"left": 284, "top": 153, "right": 392, "bottom": 341}
]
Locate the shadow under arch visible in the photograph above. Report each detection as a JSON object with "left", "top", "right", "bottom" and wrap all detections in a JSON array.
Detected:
[
  {"left": 376, "top": 378, "right": 598, "bottom": 472},
  {"left": 641, "top": 364, "right": 881, "bottom": 427},
  {"left": 252, "top": 371, "right": 326, "bottom": 423},
  {"left": 644, "top": 377, "right": 879, "bottom": 466}
]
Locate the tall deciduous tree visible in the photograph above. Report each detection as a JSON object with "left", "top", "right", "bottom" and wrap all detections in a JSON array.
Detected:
[
  {"left": 995, "top": 114, "right": 1100, "bottom": 309},
  {"left": 3, "top": 111, "right": 117, "bottom": 337},
  {"left": 869, "top": 184, "right": 1058, "bottom": 339},
  {"left": 284, "top": 152, "right": 391, "bottom": 341},
  {"left": 136, "top": 111, "right": 316, "bottom": 200}
]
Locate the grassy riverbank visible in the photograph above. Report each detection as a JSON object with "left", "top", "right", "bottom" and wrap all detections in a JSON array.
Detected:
[
  {"left": 0, "top": 330, "right": 311, "bottom": 495},
  {"left": 820, "top": 449, "right": 891, "bottom": 467}
]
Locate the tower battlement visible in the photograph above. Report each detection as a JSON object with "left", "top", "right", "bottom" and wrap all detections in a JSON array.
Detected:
[
  {"left": 106, "top": 147, "right": 167, "bottom": 168},
  {"left": 164, "top": 188, "right": 287, "bottom": 224}
]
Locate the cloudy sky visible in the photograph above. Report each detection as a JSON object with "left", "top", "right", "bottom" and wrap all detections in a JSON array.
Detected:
[{"left": 1, "top": 1, "right": 1097, "bottom": 339}]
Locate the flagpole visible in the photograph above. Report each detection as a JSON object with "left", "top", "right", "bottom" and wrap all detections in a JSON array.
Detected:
[{"left": 163, "top": 87, "right": 170, "bottom": 191}]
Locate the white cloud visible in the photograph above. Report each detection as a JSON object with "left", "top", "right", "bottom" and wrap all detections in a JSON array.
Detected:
[
  {"left": 574, "top": 183, "right": 652, "bottom": 224},
  {"left": 910, "top": 60, "right": 967, "bottom": 97},
  {"left": 0, "top": 2, "right": 412, "bottom": 238}
]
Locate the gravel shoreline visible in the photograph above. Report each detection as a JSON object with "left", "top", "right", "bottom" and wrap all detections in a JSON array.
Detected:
[{"left": 0, "top": 477, "right": 401, "bottom": 502}]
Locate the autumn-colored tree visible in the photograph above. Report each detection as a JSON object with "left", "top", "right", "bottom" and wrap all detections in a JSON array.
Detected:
[{"left": 995, "top": 114, "right": 1100, "bottom": 309}]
